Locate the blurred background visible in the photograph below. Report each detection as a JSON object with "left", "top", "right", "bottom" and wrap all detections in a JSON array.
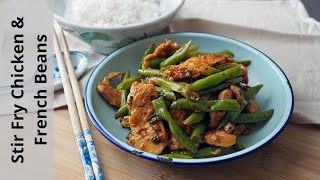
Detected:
[{"left": 301, "top": 0, "right": 320, "bottom": 20}]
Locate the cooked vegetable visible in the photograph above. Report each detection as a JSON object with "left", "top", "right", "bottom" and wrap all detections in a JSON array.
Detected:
[
  {"left": 162, "top": 154, "right": 194, "bottom": 159},
  {"left": 138, "top": 69, "right": 162, "bottom": 77},
  {"left": 236, "top": 60, "right": 251, "bottom": 66},
  {"left": 171, "top": 98, "right": 240, "bottom": 112},
  {"left": 149, "top": 77, "right": 200, "bottom": 101},
  {"left": 160, "top": 40, "right": 192, "bottom": 67},
  {"left": 234, "top": 109, "right": 274, "bottom": 123},
  {"left": 189, "top": 66, "right": 242, "bottom": 92},
  {"left": 155, "top": 86, "right": 176, "bottom": 101},
  {"left": 184, "top": 112, "right": 206, "bottom": 125},
  {"left": 199, "top": 66, "right": 222, "bottom": 76},
  {"left": 152, "top": 97, "right": 197, "bottom": 153},
  {"left": 114, "top": 104, "right": 129, "bottom": 119},
  {"left": 139, "top": 43, "right": 156, "bottom": 69},
  {"left": 116, "top": 76, "right": 143, "bottom": 90},
  {"left": 190, "top": 120, "right": 207, "bottom": 143},
  {"left": 97, "top": 39, "right": 274, "bottom": 157}
]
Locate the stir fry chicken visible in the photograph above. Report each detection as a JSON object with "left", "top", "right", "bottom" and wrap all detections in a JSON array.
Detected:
[
  {"left": 230, "top": 85, "right": 247, "bottom": 105},
  {"left": 143, "top": 40, "right": 180, "bottom": 69},
  {"left": 204, "top": 130, "right": 236, "bottom": 147},
  {"left": 126, "top": 82, "right": 168, "bottom": 154},
  {"left": 164, "top": 54, "right": 235, "bottom": 80},
  {"left": 97, "top": 72, "right": 122, "bottom": 107}
]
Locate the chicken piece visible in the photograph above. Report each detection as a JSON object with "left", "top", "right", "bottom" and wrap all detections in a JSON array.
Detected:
[
  {"left": 244, "top": 100, "right": 259, "bottom": 113},
  {"left": 204, "top": 130, "right": 236, "bottom": 147},
  {"left": 218, "top": 89, "right": 233, "bottom": 100},
  {"left": 97, "top": 72, "right": 122, "bottom": 107},
  {"left": 240, "top": 64, "right": 249, "bottom": 84},
  {"left": 169, "top": 135, "right": 185, "bottom": 151},
  {"left": 170, "top": 108, "right": 192, "bottom": 135},
  {"left": 233, "top": 124, "right": 247, "bottom": 136},
  {"left": 126, "top": 82, "right": 168, "bottom": 154},
  {"left": 209, "top": 111, "right": 226, "bottom": 129},
  {"left": 209, "top": 89, "right": 231, "bottom": 129},
  {"left": 164, "top": 54, "right": 234, "bottom": 80},
  {"left": 169, "top": 135, "right": 199, "bottom": 151},
  {"left": 230, "top": 85, "right": 247, "bottom": 105},
  {"left": 143, "top": 40, "right": 179, "bottom": 62},
  {"left": 120, "top": 116, "right": 130, "bottom": 129}
]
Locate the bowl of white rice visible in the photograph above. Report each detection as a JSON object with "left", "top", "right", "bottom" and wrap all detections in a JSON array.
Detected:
[{"left": 54, "top": 0, "right": 185, "bottom": 54}]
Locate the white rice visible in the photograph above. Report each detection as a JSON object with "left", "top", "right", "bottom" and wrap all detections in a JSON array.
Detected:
[{"left": 64, "top": 0, "right": 165, "bottom": 26}]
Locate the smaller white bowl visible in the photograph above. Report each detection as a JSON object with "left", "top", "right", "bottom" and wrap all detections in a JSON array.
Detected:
[
  {"left": 53, "top": 51, "right": 88, "bottom": 91},
  {"left": 54, "top": 0, "right": 185, "bottom": 54}
]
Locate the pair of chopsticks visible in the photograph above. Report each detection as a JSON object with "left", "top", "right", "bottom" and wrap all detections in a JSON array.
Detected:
[{"left": 53, "top": 27, "right": 104, "bottom": 180}]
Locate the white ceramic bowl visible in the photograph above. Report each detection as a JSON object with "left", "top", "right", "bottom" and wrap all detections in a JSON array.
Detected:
[{"left": 54, "top": 0, "right": 185, "bottom": 54}]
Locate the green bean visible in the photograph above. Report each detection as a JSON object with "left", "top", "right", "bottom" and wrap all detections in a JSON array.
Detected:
[
  {"left": 184, "top": 112, "right": 206, "bottom": 125},
  {"left": 218, "top": 84, "right": 263, "bottom": 128},
  {"left": 173, "top": 147, "right": 222, "bottom": 158},
  {"left": 152, "top": 97, "right": 197, "bottom": 153},
  {"left": 120, "top": 70, "right": 130, "bottom": 107},
  {"left": 233, "top": 142, "right": 245, "bottom": 151},
  {"left": 149, "top": 77, "right": 200, "bottom": 101},
  {"left": 116, "top": 76, "right": 143, "bottom": 90},
  {"left": 114, "top": 104, "right": 129, "bottom": 119},
  {"left": 236, "top": 60, "right": 251, "bottom": 66},
  {"left": 190, "top": 120, "right": 207, "bottom": 143},
  {"left": 215, "top": 63, "right": 238, "bottom": 71},
  {"left": 159, "top": 65, "right": 172, "bottom": 72},
  {"left": 234, "top": 109, "right": 274, "bottom": 123},
  {"left": 199, "top": 66, "right": 222, "bottom": 76},
  {"left": 185, "top": 49, "right": 235, "bottom": 59},
  {"left": 198, "top": 77, "right": 243, "bottom": 95},
  {"left": 171, "top": 98, "right": 240, "bottom": 112},
  {"left": 190, "top": 66, "right": 242, "bottom": 92},
  {"left": 213, "top": 49, "right": 235, "bottom": 58},
  {"left": 139, "top": 43, "right": 156, "bottom": 69},
  {"left": 188, "top": 45, "right": 200, "bottom": 52},
  {"left": 162, "top": 154, "right": 194, "bottom": 159},
  {"left": 160, "top": 40, "right": 192, "bottom": 67},
  {"left": 138, "top": 69, "right": 162, "bottom": 77},
  {"left": 155, "top": 86, "right": 176, "bottom": 101}
]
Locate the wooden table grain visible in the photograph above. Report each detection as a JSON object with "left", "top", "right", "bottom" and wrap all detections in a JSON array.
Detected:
[{"left": 54, "top": 107, "right": 320, "bottom": 180}]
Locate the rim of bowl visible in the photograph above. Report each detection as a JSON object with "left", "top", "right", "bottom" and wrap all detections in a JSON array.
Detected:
[
  {"left": 84, "top": 32, "right": 294, "bottom": 165},
  {"left": 54, "top": 0, "right": 185, "bottom": 30}
]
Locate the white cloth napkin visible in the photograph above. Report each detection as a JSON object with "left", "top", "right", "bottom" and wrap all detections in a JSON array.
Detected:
[{"left": 54, "top": 0, "right": 320, "bottom": 124}]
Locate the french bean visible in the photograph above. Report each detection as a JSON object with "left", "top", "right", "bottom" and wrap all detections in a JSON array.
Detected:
[
  {"left": 185, "top": 49, "right": 235, "bottom": 59},
  {"left": 183, "top": 112, "right": 206, "bottom": 125},
  {"left": 155, "top": 86, "right": 176, "bottom": 101},
  {"left": 190, "top": 66, "right": 242, "bottom": 92},
  {"left": 171, "top": 98, "right": 240, "bottom": 112},
  {"left": 139, "top": 43, "right": 156, "bottom": 69},
  {"left": 160, "top": 40, "right": 192, "bottom": 67},
  {"left": 173, "top": 147, "right": 222, "bottom": 158},
  {"left": 215, "top": 63, "right": 238, "bottom": 71},
  {"left": 199, "top": 66, "right": 221, "bottom": 76},
  {"left": 114, "top": 104, "right": 129, "bottom": 119},
  {"left": 138, "top": 69, "right": 162, "bottom": 77},
  {"left": 149, "top": 77, "right": 200, "bottom": 101},
  {"left": 162, "top": 154, "right": 194, "bottom": 159},
  {"left": 116, "top": 76, "right": 143, "bottom": 90},
  {"left": 190, "top": 120, "right": 207, "bottom": 143},
  {"left": 152, "top": 97, "right": 197, "bottom": 153},
  {"left": 198, "top": 77, "right": 243, "bottom": 95},
  {"left": 233, "top": 109, "right": 274, "bottom": 123},
  {"left": 236, "top": 60, "right": 251, "bottom": 66}
]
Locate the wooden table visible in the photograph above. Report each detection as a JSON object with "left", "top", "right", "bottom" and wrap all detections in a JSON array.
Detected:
[{"left": 54, "top": 107, "right": 320, "bottom": 180}]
